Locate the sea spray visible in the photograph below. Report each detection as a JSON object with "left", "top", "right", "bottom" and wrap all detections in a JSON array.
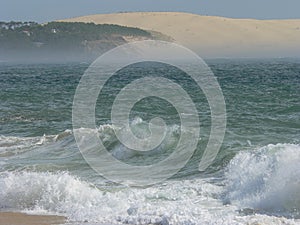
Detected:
[{"left": 225, "top": 143, "right": 300, "bottom": 218}]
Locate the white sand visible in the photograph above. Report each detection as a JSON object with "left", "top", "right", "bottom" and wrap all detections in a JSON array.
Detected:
[{"left": 60, "top": 12, "right": 300, "bottom": 58}]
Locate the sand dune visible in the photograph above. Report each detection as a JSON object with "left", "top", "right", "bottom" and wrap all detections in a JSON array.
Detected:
[{"left": 60, "top": 12, "right": 300, "bottom": 58}]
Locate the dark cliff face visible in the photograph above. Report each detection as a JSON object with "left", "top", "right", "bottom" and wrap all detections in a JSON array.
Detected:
[{"left": 0, "top": 22, "right": 152, "bottom": 63}]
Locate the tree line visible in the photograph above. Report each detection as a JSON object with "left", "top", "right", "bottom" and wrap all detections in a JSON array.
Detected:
[{"left": 0, "top": 21, "right": 152, "bottom": 51}]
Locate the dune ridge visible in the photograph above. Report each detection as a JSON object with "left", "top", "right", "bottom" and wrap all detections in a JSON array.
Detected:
[{"left": 60, "top": 12, "right": 300, "bottom": 58}]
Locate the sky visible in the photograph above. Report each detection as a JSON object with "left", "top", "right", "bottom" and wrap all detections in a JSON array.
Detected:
[{"left": 1, "top": 0, "right": 300, "bottom": 22}]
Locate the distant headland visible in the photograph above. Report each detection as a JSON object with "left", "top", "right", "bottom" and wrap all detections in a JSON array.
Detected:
[
  {"left": 0, "top": 21, "right": 163, "bottom": 62},
  {"left": 1, "top": 12, "right": 300, "bottom": 62}
]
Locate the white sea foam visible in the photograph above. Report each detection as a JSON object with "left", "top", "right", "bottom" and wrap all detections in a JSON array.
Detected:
[
  {"left": 0, "top": 169, "right": 299, "bottom": 224},
  {"left": 1, "top": 124, "right": 300, "bottom": 224},
  {"left": 225, "top": 143, "right": 300, "bottom": 218},
  {"left": 0, "top": 130, "right": 73, "bottom": 156}
]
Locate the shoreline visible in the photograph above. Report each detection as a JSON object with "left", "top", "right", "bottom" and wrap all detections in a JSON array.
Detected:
[{"left": 0, "top": 212, "right": 66, "bottom": 225}]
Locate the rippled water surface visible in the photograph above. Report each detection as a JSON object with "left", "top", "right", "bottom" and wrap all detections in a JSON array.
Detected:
[{"left": 0, "top": 59, "right": 300, "bottom": 224}]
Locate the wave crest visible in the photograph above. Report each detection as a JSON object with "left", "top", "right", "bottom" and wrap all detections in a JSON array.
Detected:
[{"left": 225, "top": 143, "right": 300, "bottom": 218}]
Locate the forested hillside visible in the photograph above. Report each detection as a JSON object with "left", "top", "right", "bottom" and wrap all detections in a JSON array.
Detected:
[{"left": 0, "top": 21, "right": 153, "bottom": 62}]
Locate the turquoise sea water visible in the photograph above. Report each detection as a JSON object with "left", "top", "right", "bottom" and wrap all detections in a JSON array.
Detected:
[{"left": 0, "top": 59, "right": 299, "bottom": 224}]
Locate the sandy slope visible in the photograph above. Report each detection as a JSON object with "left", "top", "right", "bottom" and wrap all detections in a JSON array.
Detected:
[{"left": 60, "top": 12, "right": 300, "bottom": 58}]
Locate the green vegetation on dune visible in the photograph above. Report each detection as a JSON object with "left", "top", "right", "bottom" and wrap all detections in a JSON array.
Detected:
[{"left": 0, "top": 21, "right": 153, "bottom": 61}]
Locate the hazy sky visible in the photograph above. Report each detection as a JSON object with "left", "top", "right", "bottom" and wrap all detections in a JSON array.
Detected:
[{"left": 1, "top": 0, "right": 300, "bottom": 22}]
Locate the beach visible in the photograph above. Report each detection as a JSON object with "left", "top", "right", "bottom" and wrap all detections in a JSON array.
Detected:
[{"left": 0, "top": 212, "right": 65, "bottom": 225}]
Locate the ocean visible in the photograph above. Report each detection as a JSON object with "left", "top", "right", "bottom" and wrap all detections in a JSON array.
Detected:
[{"left": 0, "top": 58, "right": 299, "bottom": 224}]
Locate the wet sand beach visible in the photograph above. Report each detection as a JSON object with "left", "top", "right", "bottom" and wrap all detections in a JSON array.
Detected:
[{"left": 0, "top": 212, "right": 66, "bottom": 225}]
